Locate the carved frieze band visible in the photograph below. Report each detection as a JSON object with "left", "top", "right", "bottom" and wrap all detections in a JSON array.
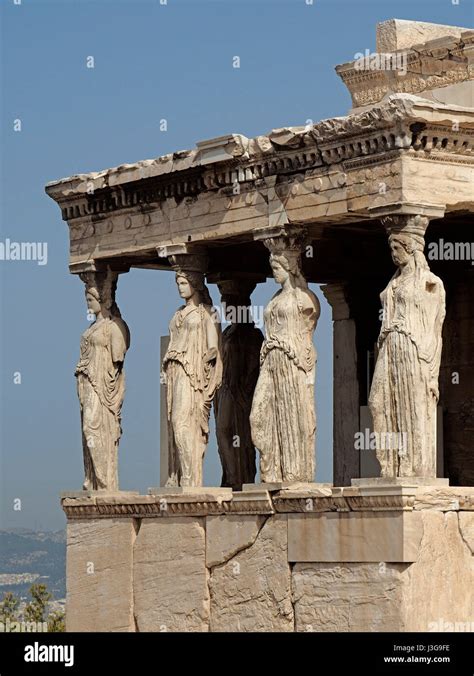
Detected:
[
  {"left": 61, "top": 488, "right": 474, "bottom": 519},
  {"left": 337, "top": 32, "right": 474, "bottom": 106},
  {"left": 61, "top": 123, "right": 473, "bottom": 230}
]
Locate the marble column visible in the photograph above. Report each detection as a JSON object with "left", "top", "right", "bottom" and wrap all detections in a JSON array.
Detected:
[
  {"left": 210, "top": 273, "right": 265, "bottom": 490},
  {"left": 250, "top": 227, "right": 320, "bottom": 483},
  {"left": 368, "top": 213, "right": 446, "bottom": 479},
  {"left": 76, "top": 267, "right": 130, "bottom": 491},
  {"left": 159, "top": 249, "right": 222, "bottom": 487},
  {"left": 322, "top": 283, "right": 360, "bottom": 486}
]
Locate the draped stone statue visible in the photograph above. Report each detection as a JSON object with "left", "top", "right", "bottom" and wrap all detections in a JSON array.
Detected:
[
  {"left": 162, "top": 255, "right": 222, "bottom": 487},
  {"left": 369, "top": 214, "right": 446, "bottom": 478},
  {"left": 250, "top": 233, "right": 320, "bottom": 483},
  {"left": 76, "top": 270, "right": 130, "bottom": 491},
  {"left": 214, "top": 278, "right": 264, "bottom": 490}
]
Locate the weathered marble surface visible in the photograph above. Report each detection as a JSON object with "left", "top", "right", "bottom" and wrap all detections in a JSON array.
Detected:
[
  {"left": 206, "top": 514, "right": 265, "bottom": 568},
  {"left": 76, "top": 270, "right": 130, "bottom": 491},
  {"left": 45, "top": 88, "right": 474, "bottom": 270},
  {"left": 250, "top": 231, "right": 320, "bottom": 483},
  {"left": 209, "top": 515, "right": 294, "bottom": 632},
  {"left": 337, "top": 22, "right": 474, "bottom": 109},
  {"left": 66, "top": 519, "right": 135, "bottom": 632},
  {"left": 62, "top": 486, "right": 474, "bottom": 632},
  {"left": 293, "top": 562, "right": 407, "bottom": 632},
  {"left": 369, "top": 214, "right": 445, "bottom": 479},
  {"left": 214, "top": 278, "right": 263, "bottom": 490},
  {"left": 133, "top": 518, "right": 209, "bottom": 632},
  {"left": 401, "top": 511, "right": 473, "bottom": 631},
  {"left": 288, "top": 511, "right": 423, "bottom": 562},
  {"left": 376, "top": 19, "right": 466, "bottom": 52},
  {"left": 162, "top": 254, "right": 222, "bottom": 487}
]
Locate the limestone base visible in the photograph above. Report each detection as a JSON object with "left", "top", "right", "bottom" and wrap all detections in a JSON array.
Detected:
[{"left": 61, "top": 485, "right": 474, "bottom": 632}]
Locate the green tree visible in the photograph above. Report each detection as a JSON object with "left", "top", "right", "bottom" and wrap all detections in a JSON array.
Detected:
[
  {"left": 2, "top": 583, "right": 64, "bottom": 632},
  {"left": 47, "top": 610, "right": 66, "bottom": 633},
  {"left": 24, "top": 583, "right": 51, "bottom": 623},
  {"left": 0, "top": 591, "right": 20, "bottom": 622}
]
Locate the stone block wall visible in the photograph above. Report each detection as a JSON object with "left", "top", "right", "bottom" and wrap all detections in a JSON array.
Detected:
[{"left": 62, "top": 485, "right": 474, "bottom": 632}]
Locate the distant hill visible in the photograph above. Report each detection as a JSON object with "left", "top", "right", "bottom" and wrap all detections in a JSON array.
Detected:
[{"left": 0, "top": 529, "right": 66, "bottom": 600}]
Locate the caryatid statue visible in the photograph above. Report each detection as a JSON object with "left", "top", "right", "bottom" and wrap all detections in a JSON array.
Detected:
[
  {"left": 214, "top": 277, "right": 264, "bottom": 490},
  {"left": 369, "top": 214, "right": 446, "bottom": 478},
  {"left": 162, "top": 254, "right": 222, "bottom": 487},
  {"left": 76, "top": 269, "right": 130, "bottom": 491},
  {"left": 250, "top": 232, "right": 320, "bottom": 483}
]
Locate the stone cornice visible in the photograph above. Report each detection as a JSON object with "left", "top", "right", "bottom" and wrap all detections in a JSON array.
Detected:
[
  {"left": 45, "top": 95, "right": 474, "bottom": 229},
  {"left": 61, "top": 485, "right": 474, "bottom": 519},
  {"left": 336, "top": 30, "right": 474, "bottom": 107}
]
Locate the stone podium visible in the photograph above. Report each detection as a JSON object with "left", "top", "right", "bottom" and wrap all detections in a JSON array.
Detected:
[{"left": 61, "top": 484, "right": 474, "bottom": 632}]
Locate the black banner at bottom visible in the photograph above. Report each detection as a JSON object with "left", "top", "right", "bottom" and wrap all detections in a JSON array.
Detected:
[{"left": 1, "top": 632, "right": 472, "bottom": 675}]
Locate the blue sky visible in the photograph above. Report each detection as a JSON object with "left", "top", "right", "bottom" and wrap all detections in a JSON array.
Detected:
[{"left": 1, "top": 0, "right": 472, "bottom": 530}]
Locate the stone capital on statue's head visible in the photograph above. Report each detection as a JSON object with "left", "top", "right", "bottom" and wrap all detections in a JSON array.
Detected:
[
  {"left": 382, "top": 213, "right": 429, "bottom": 239},
  {"left": 263, "top": 229, "right": 306, "bottom": 256},
  {"left": 79, "top": 267, "right": 119, "bottom": 313},
  {"left": 382, "top": 214, "right": 431, "bottom": 255},
  {"left": 169, "top": 253, "right": 208, "bottom": 276}
]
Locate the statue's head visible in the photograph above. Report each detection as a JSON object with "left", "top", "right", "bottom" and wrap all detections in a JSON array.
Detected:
[
  {"left": 175, "top": 269, "right": 213, "bottom": 307},
  {"left": 217, "top": 279, "right": 255, "bottom": 308},
  {"left": 263, "top": 230, "right": 308, "bottom": 290},
  {"left": 389, "top": 233, "right": 425, "bottom": 268},
  {"left": 176, "top": 271, "right": 203, "bottom": 300},
  {"left": 85, "top": 287, "right": 102, "bottom": 315},
  {"left": 383, "top": 214, "right": 428, "bottom": 272},
  {"left": 168, "top": 252, "right": 212, "bottom": 306},
  {"left": 270, "top": 251, "right": 302, "bottom": 287},
  {"left": 81, "top": 269, "right": 117, "bottom": 317}
]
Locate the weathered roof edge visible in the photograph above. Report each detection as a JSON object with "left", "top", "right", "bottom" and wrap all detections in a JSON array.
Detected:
[{"left": 45, "top": 93, "right": 474, "bottom": 202}]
